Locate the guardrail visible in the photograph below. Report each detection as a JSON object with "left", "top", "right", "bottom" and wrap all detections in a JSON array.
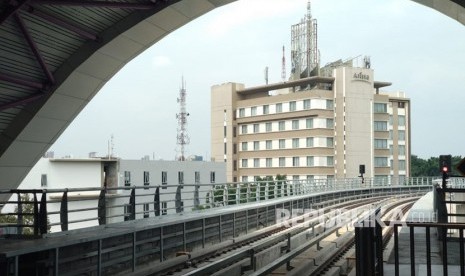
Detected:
[{"left": 0, "top": 176, "right": 447, "bottom": 237}]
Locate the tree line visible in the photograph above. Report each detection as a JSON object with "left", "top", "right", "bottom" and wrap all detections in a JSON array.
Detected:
[{"left": 411, "top": 155, "right": 463, "bottom": 177}]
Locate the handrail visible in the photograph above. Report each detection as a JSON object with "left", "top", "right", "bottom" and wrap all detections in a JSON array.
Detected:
[{"left": 0, "top": 176, "right": 446, "bottom": 237}]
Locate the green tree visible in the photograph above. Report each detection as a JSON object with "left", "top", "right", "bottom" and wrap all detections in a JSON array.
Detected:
[{"left": 0, "top": 194, "right": 50, "bottom": 235}]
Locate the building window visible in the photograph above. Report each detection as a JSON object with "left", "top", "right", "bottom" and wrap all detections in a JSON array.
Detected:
[
  {"left": 239, "top": 108, "right": 245, "bottom": 117},
  {"left": 263, "top": 105, "right": 269, "bottom": 114},
  {"left": 374, "top": 103, "right": 387, "bottom": 113},
  {"left": 195, "top": 171, "right": 200, "bottom": 184},
  {"left": 210, "top": 171, "right": 215, "bottom": 183},
  {"left": 292, "top": 157, "right": 300, "bottom": 167},
  {"left": 306, "top": 118, "right": 313, "bottom": 129},
  {"left": 292, "top": 175, "right": 300, "bottom": 184},
  {"left": 265, "top": 122, "right": 272, "bottom": 132},
  {"left": 254, "top": 158, "right": 260, "bottom": 168},
  {"left": 374, "top": 121, "right": 388, "bottom": 131},
  {"left": 292, "top": 120, "right": 299, "bottom": 130},
  {"left": 276, "top": 103, "right": 283, "bottom": 113},
  {"left": 327, "top": 137, "right": 334, "bottom": 147},
  {"left": 307, "top": 156, "right": 314, "bottom": 167},
  {"left": 253, "top": 141, "right": 259, "bottom": 151},
  {"left": 279, "top": 139, "right": 286, "bottom": 149},
  {"left": 233, "top": 160, "right": 237, "bottom": 171},
  {"left": 143, "top": 171, "right": 150, "bottom": 189},
  {"left": 389, "top": 130, "right": 393, "bottom": 140},
  {"left": 304, "top": 99, "right": 311, "bottom": 109},
  {"left": 326, "top": 100, "right": 334, "bottom": 110},
  {"left": 124, "top": 171, "right": 131, "bottom": 186},
  {"left": 398, "top": 115, "right": 406, "bottom": 126},
  {"left": 278, "top": 121, "right": 285, "bottom": 131},
  {"left": 398, "top": 130, "right": 406, "bottom": 141},
  {"left": 178, "top": 171, "right": 184, "bottom": 184},
  {"left": 266, "top": 158, "right": 272, "bottom": 167},
  {"left": 399, "top": 160, "right": 406, "bottom": 170},
  {"left": 374, "top": 139, "right": 388, "bottom": 149},
  {"left": 233, "top": 126, "right": 236, "bottom": 137},
  {"left": 161, "top": 171, "right": 167, "bottom": 189},
  {"left": 279, "top": 157, "right": 285, "bottom": 167},
  {"left": 241, "top": 125, "right": 248, "bottom": 134},
  {"left": 327, "top": 156, "right": 334, "bottom": 166},
  {"left": 41, "top": 174, "right": 47, "bottom": 187},
  {"left": 306, "top": 137, "right": 314, "bottom": 147},
  {"left": 242, "top": 159, "right": 248, "bottom": 168},
  {"left": 233, "top": 143, "right": 237, "bottom": 154},
  {"left": 266, "top": 140, "right": 272, "bottom": 150},
  {"left": 144, "top": 204, "right": 149, "bottom": 218},
  {"left": 242, "top": 176, "right": 248, "bottom": 183},
  {"left": 326, "top": 118, "right": 334, "bottom": 128},
  {"left": 398, "top": 102, "right": 405, "bottom": 108},
  {"left": 307, "top": 175, "right": 314, "bottom": 182},
  {"left": 375, "top": 157, "right": 389, "bottom": 167},
  {"left": 253, "top": 124, "right": 259, "bottom": 133},
  {"left": 399, "top": 145, "right": 406, "bottom": 155},
  {"left": 161, "top": 202, "right": 167, "bottom": 215},
  {"left": 242, "top": 142, "right": 248, "bottom": 151},
  {"left": 289, "top": 101, "right": 296, "bottom": 111},
  {"left": 292, "top": 138, "right": 300, "bottom": 148},
  {"left": 251, "top": 106, "right": 257, "bottom": 116}
]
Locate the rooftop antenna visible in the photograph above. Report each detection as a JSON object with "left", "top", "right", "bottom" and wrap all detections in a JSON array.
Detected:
[
  {"left": 364, "top": 56, "right": 371, "bottom": 69},
  {"left": 281, "top": 46, "right": 286, "bottom": 82},
  {"left": 176, "top": 76, "right": 190, "bottom": 161},
  {"left": 264, "top": 66, "right": 269, "bottom": 85}
]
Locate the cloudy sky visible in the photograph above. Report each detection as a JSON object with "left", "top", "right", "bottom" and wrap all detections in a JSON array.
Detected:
[{"left": 50, "top": 0, "right": 465, "bottom": 160}]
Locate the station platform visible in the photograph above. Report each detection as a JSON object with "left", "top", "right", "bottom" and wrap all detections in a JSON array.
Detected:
[{"left": 383, "top": 191, "right": 464, "bottom": 275}]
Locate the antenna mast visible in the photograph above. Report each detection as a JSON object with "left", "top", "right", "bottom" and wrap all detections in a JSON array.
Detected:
[
  {"left": 281, "top": 46, "right": 286, "bottom": 82},
  {"left": 176, "top": 77, "right": 190, "bottom": 161}
]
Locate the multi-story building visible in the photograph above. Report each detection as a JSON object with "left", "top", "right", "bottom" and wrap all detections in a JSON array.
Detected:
[
  {"left": 2, "top": 156, "right": 226, "bottom": 232},
  {"left": 211, "top": 65, "right": 410, "bottom": 184}
]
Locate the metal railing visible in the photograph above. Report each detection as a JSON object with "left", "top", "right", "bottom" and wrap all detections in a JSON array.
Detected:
[{"left": 0, "top": 176, "right": 445, "bottom": 237}]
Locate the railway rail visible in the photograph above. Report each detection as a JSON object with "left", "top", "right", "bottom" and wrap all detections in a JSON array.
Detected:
[{"left": 130, "top": 194, "right": 421, "bottom": 276}]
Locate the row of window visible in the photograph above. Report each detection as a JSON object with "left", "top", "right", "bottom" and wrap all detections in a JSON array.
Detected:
[
  {"left": 374, "top": 157, "right": 407, "bottom": 170},
  {"left": 123, "top": 171, "right": 216, "bottom": 187},
  {"left": 238, "top": 99, "right": 334, "bottom": 118},
  {"left": 240, "top": 156, "right": 334, "bottom": 168},
  {"left": 240, "top": 137, "right": 334, "bottom": 151},
  {"left": 240, "top": 118, "right": 334, "bottom": 135}
]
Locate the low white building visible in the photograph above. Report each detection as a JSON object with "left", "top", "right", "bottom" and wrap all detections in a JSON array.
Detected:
[{"left": 2, "top": 157, "right": 226, "bottom": 232}]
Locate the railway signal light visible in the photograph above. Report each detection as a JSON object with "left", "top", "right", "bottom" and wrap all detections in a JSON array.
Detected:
[{"left": 439, "top": 155, "right": 451, "bottom": 189}]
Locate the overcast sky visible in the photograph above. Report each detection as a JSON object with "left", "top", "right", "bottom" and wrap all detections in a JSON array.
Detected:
[{"left": 50, "top": 0, "right": 465, "bottom": 160}]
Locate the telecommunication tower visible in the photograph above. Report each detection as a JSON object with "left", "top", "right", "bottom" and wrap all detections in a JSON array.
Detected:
[
  {"left": 176, "top": 77, "right": 190, "bottom": 161},
  {"left": 291, "top": 0, "right": 319, "bottom": 79}
]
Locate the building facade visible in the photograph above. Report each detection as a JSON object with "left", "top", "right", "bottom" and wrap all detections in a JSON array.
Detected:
[{"left": 211, "top": 66, "right": 410, "bottom": 184}]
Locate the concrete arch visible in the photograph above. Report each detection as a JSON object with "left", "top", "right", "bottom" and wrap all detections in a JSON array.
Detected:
[{"left": 0, "top": 0, "right": 464, "bottom": 195}]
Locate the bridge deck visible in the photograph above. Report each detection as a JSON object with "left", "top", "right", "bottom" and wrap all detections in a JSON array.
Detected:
[{"left": 0, "top": 186, "right": 429, "bottom": 276}]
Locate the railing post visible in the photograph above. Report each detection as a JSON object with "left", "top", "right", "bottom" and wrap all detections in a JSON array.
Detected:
[
  {"left": 154, "top": 187, "right": 160, "bottom": 216},
  {"left": 194, "top": 185, "right": 200, "bottom": 208},
  {"left": 60, "top": 190, "right": 68, "bottom": 231},
  {"left": 236, "top": 184, "right": 240, "bottom": 204},
  {"left": 39, "top": 191, "right": 48, "bottom": 235},
  {"left": 98, "top": 189, "right": 106, "bottom": 225},
  {"left": 33, "top": 192, "right": 39, "bottom": 236},
  {"left": 17, "top": 192, "right": 23, "bottom": 235},
  {"left": 175, "top": 186, "right": 183, "bottom": 213},
  {"left": 129, "top": 188, "right": 136, "bottom": 220}
]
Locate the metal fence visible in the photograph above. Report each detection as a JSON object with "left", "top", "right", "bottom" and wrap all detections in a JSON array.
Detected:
[{"left": 0, "top": 176, "right": 448, "bottom": 237}]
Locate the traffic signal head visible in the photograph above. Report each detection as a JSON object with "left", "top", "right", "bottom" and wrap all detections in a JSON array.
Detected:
[{"left": 439, "top": 155, "right": 452, "bottom": 175}]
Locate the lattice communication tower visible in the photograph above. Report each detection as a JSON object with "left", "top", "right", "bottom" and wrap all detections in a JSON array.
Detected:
[
  {"left": 176, "top": 77, "right": 190, "bottom": 161},
  {"left": 291, "top": 0, "right": 319, "bottom": 79}
]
